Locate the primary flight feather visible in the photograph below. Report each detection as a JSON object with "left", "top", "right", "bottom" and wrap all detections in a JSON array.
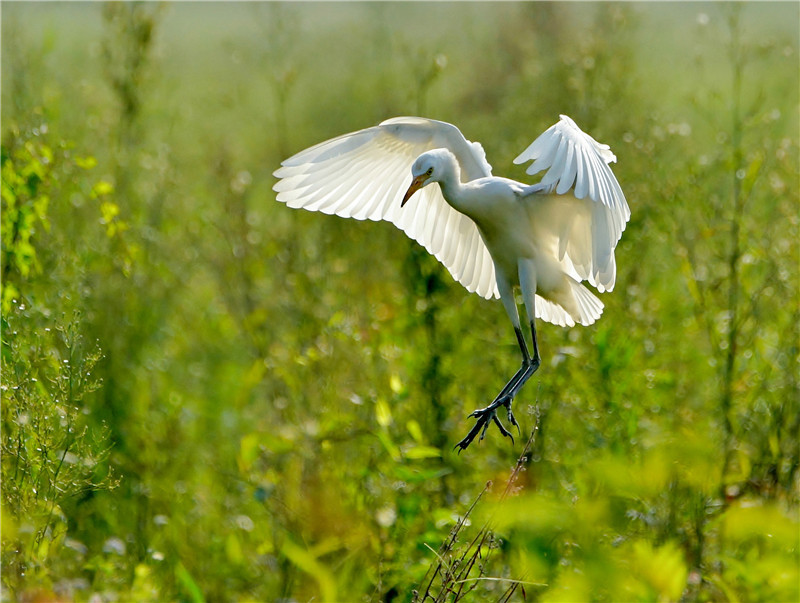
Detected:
[{"left": 273, "top": 115, "right": 630, "bottom": 450}]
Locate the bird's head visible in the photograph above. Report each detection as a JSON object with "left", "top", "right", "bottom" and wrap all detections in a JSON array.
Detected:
[{"left": 401, "top": 149, "right": 452, "bottom": 207}]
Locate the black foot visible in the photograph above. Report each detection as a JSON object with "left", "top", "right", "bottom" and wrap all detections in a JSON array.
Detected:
[{"left": 454, "top": 398, "right": 520, "bottom": 453}]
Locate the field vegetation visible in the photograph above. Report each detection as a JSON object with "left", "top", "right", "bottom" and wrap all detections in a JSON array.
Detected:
[{"left": 2, "top": 2, "right": 798, "bottom": 601}]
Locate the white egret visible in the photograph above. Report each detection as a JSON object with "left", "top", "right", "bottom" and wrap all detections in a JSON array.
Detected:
[{"left": 273, "top": 115, "right": 629, "bottom": 451}]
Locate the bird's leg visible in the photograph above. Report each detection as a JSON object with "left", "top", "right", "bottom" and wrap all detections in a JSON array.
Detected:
[
  {"left": 484, "top": 321, "right": 541, "bottom": 431},
  {"left": 455, "top": 321, "right": 541, "bottom": 452},
  {"left": 486, "top": 326, "right": 531, "bottom": 406},
  {"left": 501, "top": 319, "right": 541, "bottom": 403}
]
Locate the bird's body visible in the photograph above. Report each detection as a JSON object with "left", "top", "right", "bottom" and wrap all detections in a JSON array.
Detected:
[
  {"left": 274, "top": 115, "right": 629, "bottom": 450},
  {"left": 422, "top": 152, "right": 603, "bottom": 328}
]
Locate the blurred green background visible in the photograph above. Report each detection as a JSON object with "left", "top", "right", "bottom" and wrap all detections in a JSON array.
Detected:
[{"left": 2, "top": 2, "right": 798, "bottom": 602}]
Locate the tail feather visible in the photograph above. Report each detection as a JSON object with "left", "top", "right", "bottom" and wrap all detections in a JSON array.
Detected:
[
  {"left": 535, "top": 279, "right": 604, "bottom": 328},
  {"left": 570, "top": 279, "right": 604, "bottom": 326}
]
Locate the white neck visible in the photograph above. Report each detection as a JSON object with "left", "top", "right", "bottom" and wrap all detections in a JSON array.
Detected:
[{"left": 437, "top": 154, "right": 467, "bottom": 209}]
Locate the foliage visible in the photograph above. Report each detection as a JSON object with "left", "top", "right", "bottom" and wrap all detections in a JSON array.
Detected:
[
  {"left": 1, "top": 306, "right": 117, "bottom": 598},
  {"left": 1, "top": 122, "right": 119, "bottom": 598},
  {"left": 1, "top": 2, "right": 798, "bottom": 602}
]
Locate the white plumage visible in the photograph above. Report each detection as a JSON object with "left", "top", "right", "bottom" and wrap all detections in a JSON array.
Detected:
[
  {"left": 273, "top": 115, "right": 629, "bottom": 449},
  {"left": 274, "top": 116, "right": 498, "bottom": 299}
]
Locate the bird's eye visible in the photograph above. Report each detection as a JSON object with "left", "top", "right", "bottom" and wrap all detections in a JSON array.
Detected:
[{"left": 426, "top": 167, "right": 433, "bottom": 176}]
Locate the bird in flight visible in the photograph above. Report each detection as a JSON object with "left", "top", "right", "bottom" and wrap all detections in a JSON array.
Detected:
[{"left": 273, "top": 115, "right": 629, "bottom": 451}]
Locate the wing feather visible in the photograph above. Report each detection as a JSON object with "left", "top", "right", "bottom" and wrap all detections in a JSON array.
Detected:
[
  {"left": 516, "top": 115, "right": 630, "bottom": 293},
  {"left": 556, "top": 140, "right": 577, "bottom": 195},
  {"left": 514, "top": 114, "right": 630, "bottom": 237},
  {"left": 274, "top": 117, "right": 499, "bottom": 299}
]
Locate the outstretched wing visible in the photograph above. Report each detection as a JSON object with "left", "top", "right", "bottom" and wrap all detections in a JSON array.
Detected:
[
  {"left": 273, "top": 117, "right": 499, "bottom": 299},
  {"left": 515, "top": 115, "right": 630, "bottom": 292}
]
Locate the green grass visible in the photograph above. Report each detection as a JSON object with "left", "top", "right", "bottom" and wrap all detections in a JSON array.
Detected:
[{"left": 2, "top": 2, "right": 798, "bottom": 602}]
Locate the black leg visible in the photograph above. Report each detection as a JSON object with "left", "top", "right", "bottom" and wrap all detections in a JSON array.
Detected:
[
  {"left": 502, "top": 320, "right": 540, "bottom": 402},
  {"left": 455, "top": 320, "right": 541, "bottom": 452},
  {"left": 486, "top": 327, "right": 530, "bottom": 404}
]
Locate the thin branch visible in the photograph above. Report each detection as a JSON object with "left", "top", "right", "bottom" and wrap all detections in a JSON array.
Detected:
[{"left": 453, "top": 576, "right": 548, "bottom": 588}]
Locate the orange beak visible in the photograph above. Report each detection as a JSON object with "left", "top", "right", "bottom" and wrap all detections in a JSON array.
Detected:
[{"left": 401, "top": 175, "right": 426, "bottom": 207}]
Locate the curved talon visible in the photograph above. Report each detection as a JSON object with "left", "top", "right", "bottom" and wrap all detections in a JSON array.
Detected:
[
  {"left": 492, "top": 415, "right": 514, "bottom": 443},
  {"left": 454, "top": 420, "right": 484, "bottom": 452},
  {"left": 479, "top": 416, "right": 492, "bottom": 441},
  {"left": 455, "top": 321, "right": 541, "bottom": 452},
  {"left": 455, "top": 399, "right": 519, "bottom": 452},
  {"left": 506, "top": 407, "right": 521, "bottom": 437}
]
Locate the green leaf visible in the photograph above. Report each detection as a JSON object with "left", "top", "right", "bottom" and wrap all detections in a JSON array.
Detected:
[
  {"left": 175, "top": 562, "right": 205, "bottom": 603},
  {"left": 376, "top": 430, "right": 401, "bottom": 462},
  {"left": 403, "top": 445, "right": 441, "bottom": 460},
  {"left": 92, "top": 180, "right": 114, "bottom": 197},
  {"left": 281, "top": 538, "right": 338, "bottom": 602},
  {"left": 375, "top": 398, "right": 392, "bottom": 427},
  {"left": 74, "top": 155, "right": 98, "bottom": 169},
  {"left": 406, "top": 419, "right": 424, "bottom": 443}
]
